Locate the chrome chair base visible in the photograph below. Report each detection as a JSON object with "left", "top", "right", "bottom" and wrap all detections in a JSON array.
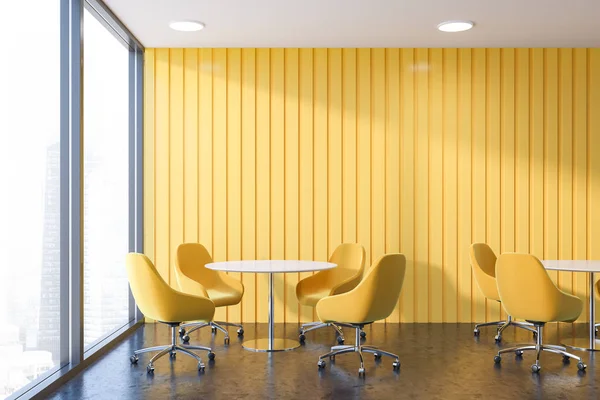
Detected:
[
  {"left": 299, "top": 321, "right": 367, "bottom": 344},
  {"left": 474, "top": 315, "right": 537, "bottom": 342},
  {"left": 130, "top": 324, "right": 214, "bottom": 374},
  {"left": 317, "top": 324, "right": 400, "bottom": 376},
  {"left": 179, "top": 321, "right": 244, "bottom": 345},
  {"left": 494, "top": 323, "right": 586, "bottom": 373}
]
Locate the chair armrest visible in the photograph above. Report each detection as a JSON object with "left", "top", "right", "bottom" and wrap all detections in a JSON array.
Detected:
[{"left": 175, "top": 270, "right": 209, "bottom": 298}]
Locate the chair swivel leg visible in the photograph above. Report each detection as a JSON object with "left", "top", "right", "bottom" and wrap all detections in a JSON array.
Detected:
[
  {"left": 299, "top": 322, "right": 346, "bottom": 344},
  {"left": 180, "top": 321, "right": 244, "bottom": 345},
  {"left": 493, "top": 323, "right": 586, "bottom": 373},
  {"left": 130, "top": 324, "right": 215, "bottom": 373},
  {"left": 317, "top": 325, "right": 400, "bottom": 376}
]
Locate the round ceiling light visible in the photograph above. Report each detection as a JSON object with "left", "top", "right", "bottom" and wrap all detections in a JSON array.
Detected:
[
  {"left": 437, "top": 20, "right": 474, "bottom": 33},
  {"left": 169, "top": 20, "right": 205, "bottom": 32}
]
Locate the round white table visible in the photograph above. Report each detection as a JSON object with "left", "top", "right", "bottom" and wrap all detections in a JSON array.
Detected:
[
  {"left": 543, "top": 260, "right": 600, "bottom": 351},
  {"left": 205, "top": 260, "right": 336, "bottom": 352}
]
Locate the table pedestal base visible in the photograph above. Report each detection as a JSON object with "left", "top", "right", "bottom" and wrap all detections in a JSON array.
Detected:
[
  {"left": 560, "top": 338, "right": 600, "bottom": 352},
  {"left": 242, "top": 338, "right": 300, "bottom": 352}
]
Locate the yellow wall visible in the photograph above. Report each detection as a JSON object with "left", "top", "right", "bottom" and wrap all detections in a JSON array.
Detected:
[{"left": 144, "top": 48, "right": 600, "bottom": 323}]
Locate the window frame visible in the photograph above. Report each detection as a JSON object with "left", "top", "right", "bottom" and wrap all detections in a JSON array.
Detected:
[{"left": 6, "top": 0, "right": 144, "bottom": 398}]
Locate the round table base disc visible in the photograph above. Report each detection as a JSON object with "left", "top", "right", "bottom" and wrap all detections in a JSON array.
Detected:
[
  {"left": 560, "top": 337, "right": 600, "bottom": 352},
  {"left": 242, "top": 338, "right": 300, "bottom": 352}
]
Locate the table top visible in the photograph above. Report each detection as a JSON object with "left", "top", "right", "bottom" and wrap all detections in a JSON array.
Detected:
[
  {"left": 205, "top": 260, "right": 337, "bottom": 273},
  {"left": 542, "top": 260, "right": 600, "bottom": 273}
]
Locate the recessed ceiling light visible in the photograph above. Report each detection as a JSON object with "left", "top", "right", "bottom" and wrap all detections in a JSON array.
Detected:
[
  {"left": 169, "top": 20, "right": 205, "bottom": 32},
  {"left": 437, "top": 20, "right": 474, "bottom": 33}
]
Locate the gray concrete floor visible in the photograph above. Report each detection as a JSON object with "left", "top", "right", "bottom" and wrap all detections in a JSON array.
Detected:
[{"left": 47, "top": 322, "right": 599, "bottom": 399}]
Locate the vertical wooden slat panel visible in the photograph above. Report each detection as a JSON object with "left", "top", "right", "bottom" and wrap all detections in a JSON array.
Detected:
[
  {"left": 342, "top": 49, "right": 357, "bottom": 245},
  {"left": 558, "top": 49, "right": 573, "bottom": 296},
  {"left": 544, "top": 49, "right": 559, "bottom": 288},
  {"left": 415, "top": 48, "right": 429, "bottom": 323},
  {"left": 183, "top": 49, "right": 198, "bottom": 244},
  {"left": 515, "top": 49, "right": 530, "bottom": 255},
  {"left": 255, "top": 48, "right": 271, "bottom": 323},
  {"left": 298, "top": 49, "right": 314, "bottom": 322},
  {"left": 357, "top": 49, "right": 371, "bottom": 270},
  {"left": 270, "top": 49, "right": 285, "bottom": 323},
  {"left": 241, "top": 48, "right": 257, "bottom": 323},
  {"left": 442, "top": 48, "right": 458, "bottom": 323},
  {"left": 169, "top": 49, "right": 184, "bottom": 286},
  {"left": 400, "top": 49, "right": 415, "bottom": 322},
  {"left": 328, "top": 49, "right": 342, "bottom": 256},
  {"left": 284, "top": 48, "right": 300, "bottom": 323},
  {"left": 573, "top": 49, "right": 587, "bottom": 319},
  {"left": 486, "top": 48, "right": 501, "bottom": 322},
  {"left": 386, "top": 48, "right": 401, "bottom": 323},
  {"left": 457, "top": 48, "right": 472, "bottom": 323},
  {"left": 227, "top": 48, "right": 242, "bottom": 322},
  {"left": 471, "top": 48, "right": 486, "bottom": 323},
  {"left": 154, "top": 49, "right": 170, "bottom": 282},
  {"left": 371, "top": 48, "right": 385, "bottom": 271},
  {"left": 429, "top": 49, "right": 443, "bottom": 322},
  {"left": 212, "top": 48, "right": 228, "bottom": 322},
  {"left": 198, "top": 48, "right": 213, "bottom": 262},
  {"left": 500, "top": 48, "right": 515, "bottom": 321}
]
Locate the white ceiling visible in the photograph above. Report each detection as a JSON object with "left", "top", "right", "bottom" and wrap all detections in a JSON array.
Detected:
[{"left": 103, "top": 0, "right": 600, "bottom": 48}]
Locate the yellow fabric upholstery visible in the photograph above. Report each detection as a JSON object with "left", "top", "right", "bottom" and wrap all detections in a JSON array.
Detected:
[
  {"left": 316, "top": 254, "right": 406, "bottom": 324},
  {"left": 469, "top": 243, "right": 500, "bottom": 302},
  {"left": 296, "top": 243, "right": 366, "bottom": 307},
  {"left": 175, "top": 243, "right": 244, "bottom": 307},
  {"left": 125, "top": 253, "right": 215, "bottom": 323},
  {"left": 496, "top": 253, "right": 582, "bottom": 323}
]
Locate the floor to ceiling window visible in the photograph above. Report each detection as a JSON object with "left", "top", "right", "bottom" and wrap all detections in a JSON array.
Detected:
[
  {"left": 0, "top": 0, "right": 142, "bottom": 398},
  {"left": 0, "top": 1, "right": 61, "bottom": 398},
  {"left": 82, "top": 7, "right": 131, "bottom": 350}
]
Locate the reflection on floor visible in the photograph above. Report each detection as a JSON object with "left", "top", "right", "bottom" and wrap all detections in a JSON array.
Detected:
[{"left": 47, "top": 322, "right": 599, "bottom": 399}]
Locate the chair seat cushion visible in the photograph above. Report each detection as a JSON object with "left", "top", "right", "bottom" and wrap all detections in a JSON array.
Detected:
[{"left": 206, "top": 278, "right": 244, "bottom": 308}]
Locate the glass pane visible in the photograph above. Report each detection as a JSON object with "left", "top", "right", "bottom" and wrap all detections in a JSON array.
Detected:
[
  {"left": 83, "top": 9, "right": 130, "bottom": 350},
  {"left": 0, "top": 2, "right": 61, "bottom": 397}
]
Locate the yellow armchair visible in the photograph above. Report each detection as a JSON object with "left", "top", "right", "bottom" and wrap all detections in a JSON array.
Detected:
[
  {"left": 175, "top": 243, "right": 245, "bottom": 344},
  {"left": 315, "top": 253, "right": 406, "bottom": 376},
  {"left": 296, "top": 243, "right": 366, "bottom": 344},
  {"left": 493, "top": 253, "right": 586, "bottom": 373},
  {"left": 125, "top": 253, "right": 216, "bottom": 374},
  {"left": 470, "top": 243, "right": 536, "bottom": 341}
]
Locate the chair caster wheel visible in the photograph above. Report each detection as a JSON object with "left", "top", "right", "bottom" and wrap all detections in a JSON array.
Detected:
[
  {"left": 337, "top": 336, "right": 345, "bottom": 345},
  {"left": 198, "top": 362, "right": 205, "bottom": 371},
  {"left": 374, "top": 352, "right": 382, "bottom": 360},
  {"left": 360, "top": 330, "right": 367, "bottom": 339},
  {"left": 531, "top": 364, "right": 541, "bottom": 373},
  {"left": 494, "top": 355, "right": 501, "bottom": 364},
  {"left": 577, "top": 361, "right": 586, "bottom": 371},
  {"left": 179, "top": 328, "right": 186, "bottom": 336},
  {"left": 182, "top": 335, "right": 190, "bottom": 343},
  {"left": 358, "top": 367, "right": 365, "bottom": 376},
  {"left": 237, "top": 328, "right": 244, "bottom": 336},
  {"left": 169, "top": 351, "right": 176, "bottom": 359},
  {"left": 318, "top": 360, "right": 326, "bottom": 369},
  {"left": 299, "top": 334, "right": 306, "bottom": 343},
  {"left": 473, "top": 329, "right": 480, "bottom": 336},
  {"left": 595, "top": 327, "right": 598, "bottom": 336},
  {"left": 147, "top": 364, "right": 154, "bottom": 374},
  {"left": 392, "top": 360, "right": 400, "bottom": 370},
  {"left": 515, "top": 350, "right": 524, "bottom": 357},
  {"left": 211, "top": 327, "right": 217, "bottom": 333},
  {"left": 562, "top": 355, "right": 570, "bottom": 363},
  {"left": 208, "top": 352, "right": 216, "bottom": 361},
  {"left": 130, "top": 355, "right": 138, "bottom": 364},
  {"left": 224, "top": 337, "right": 230, "bottom": 345},
  {"left": 494, "top": 334, "right": 502, "bottom": 342}
]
